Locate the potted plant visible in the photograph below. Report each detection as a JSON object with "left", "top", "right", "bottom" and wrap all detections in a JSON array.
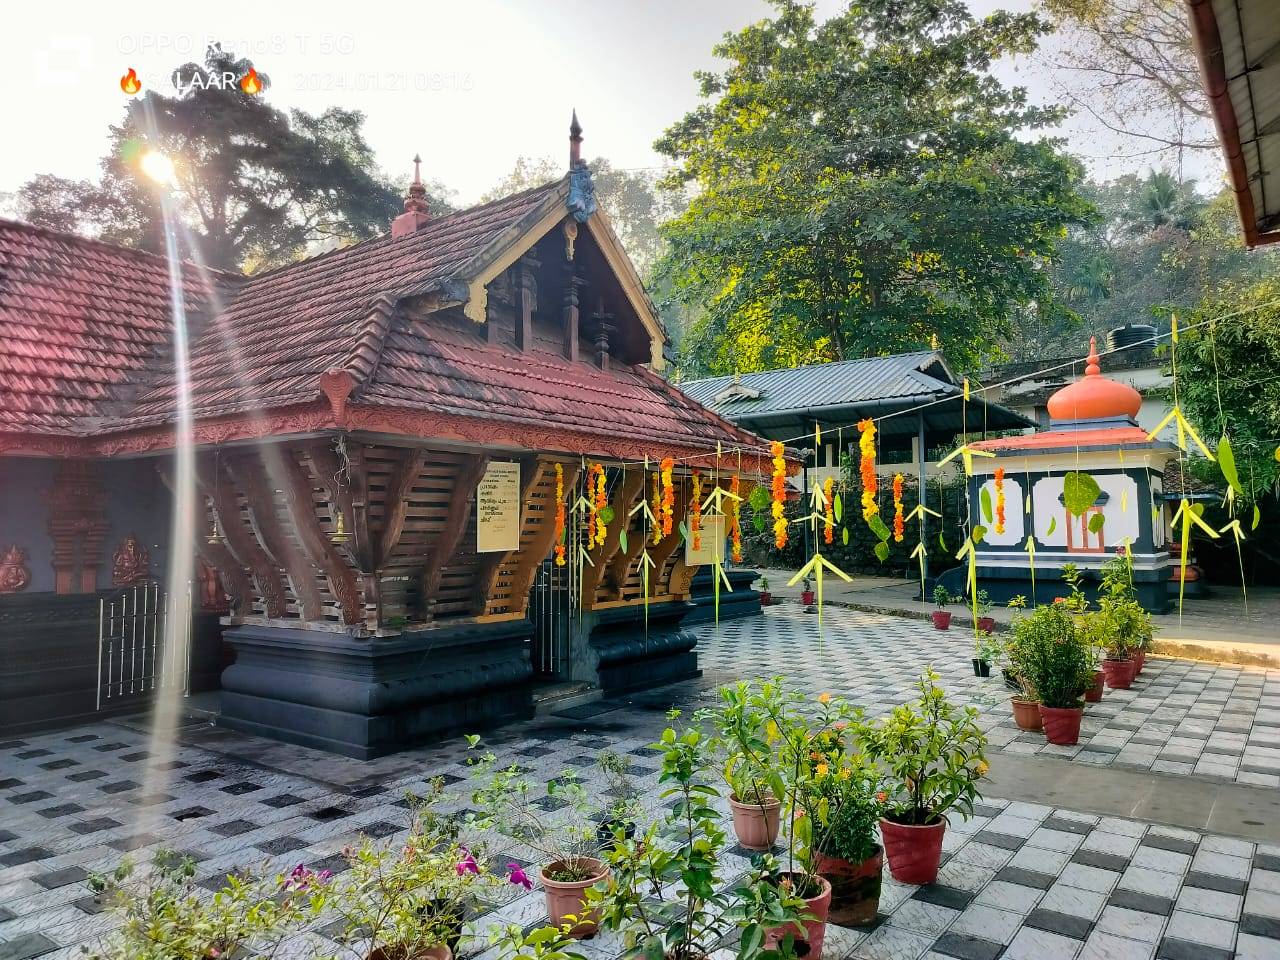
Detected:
[
  {"left": 85, "top": 848, "right": 330, "bottom": 960},
  {"left": 1099, "top": 553, "right": 1153, "bottom": 682},
  {"left": 972, "top": 630, "right": 1000, "bottom": 678},
  {"left": 800, "top": 576, "right": 816, "bottom": 607},
  {"left": 1003, "top": 596, "right": 1043, "bottom": 731},
  {"left": 931, "top": 585, "right": 953, "bottom": 630},
  {"left": 705, "top": 680, "right": 783, "bottom": 851},
  {"left": 863, "top": 670, "right": 988, "bottom": 885},
  {"left": 595, "top": 750, "right": 641, "bottom": 849},
  {"left": 974, "top": 589, "right": 996, "bottom": 633},
  {"left": 468, "top": 739, "right": 609, "bottom": 938},
  {"left": 1013, "top": 603, "right": 1093, "bottom": 746},
  {"left": 588, "top": 714, "right": 807, "bottom": 960},
  {"left": 758, "top": 576, "right": 772, "bottom": 607}
]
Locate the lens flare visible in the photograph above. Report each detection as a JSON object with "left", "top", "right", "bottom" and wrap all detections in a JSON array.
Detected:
[{"left": 140, "top": 150, "right": 176, "bottom": 186}]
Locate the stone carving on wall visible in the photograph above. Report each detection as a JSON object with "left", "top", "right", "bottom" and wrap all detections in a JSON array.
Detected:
[
  {"left": 46, "top": 460, "right": 109, "bottom": 594},
  {"left": 0, "top": 545, "right": 32, "bottom": 593},
  {"left": 111, "top": 535, "right": 151, "bottom": 586}
]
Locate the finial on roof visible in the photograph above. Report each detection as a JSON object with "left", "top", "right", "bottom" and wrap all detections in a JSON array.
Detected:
[
  {"left": 569, "top": 109, "right": 583, "bottom": 167},
  {"left": 391, "top": 152, "right": 431, "bottom": 238},
  {"left": 1085, "top": 336, "right": 1101, "bottom": 377}
]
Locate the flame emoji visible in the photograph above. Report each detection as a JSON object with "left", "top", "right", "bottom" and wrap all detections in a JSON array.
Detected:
[
  {"left": 120, "top": 68, "right": 141, "bottom": 95},
  {"left": 239, "top": 68, "right": 262, "bottom": 95}
]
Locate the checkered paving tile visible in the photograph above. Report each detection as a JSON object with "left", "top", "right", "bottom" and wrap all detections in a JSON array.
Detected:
[{"left": 1, "top": 606, "right": 1277, "bottom": 959}]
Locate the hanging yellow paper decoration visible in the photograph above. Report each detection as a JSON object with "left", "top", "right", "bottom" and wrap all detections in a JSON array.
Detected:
[
  {"left": 823, "top": 476, "right": 835, "bottom": 544},
  {"left": 690, "top": 471, "right": 703, "bottom": 551},
  {"left": 650, "top": 471, "right": 662, "bottom": 545},
  {"left": 892, "top": 473, "right": 905, "bottom": 542},
  {"left": 553, "top": 463, "right": 567, "bottom": 566},
  {"left": 729, "top": 474, "right": 743, "bottom": 562},
  {"left": 771, "top": 440, "right": 788, "bottom": 549},
  {"left": 857, "top": 418, "right": 878, "bottom": 521},
  {"left": 660, "top": 457, "right": 675, "bottom": 537},
  {"left": 994, "top": 467, "right": 1006, "bottom": 535}
]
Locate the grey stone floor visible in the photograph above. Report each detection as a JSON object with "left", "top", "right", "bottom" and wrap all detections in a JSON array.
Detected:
[{"left": 2, "top": 606, "right": 1280, "bottom": 960}]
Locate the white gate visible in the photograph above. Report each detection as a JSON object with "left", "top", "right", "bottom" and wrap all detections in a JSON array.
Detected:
[{"left": 96, "top": 581, "right": 191, "bottom": 710}]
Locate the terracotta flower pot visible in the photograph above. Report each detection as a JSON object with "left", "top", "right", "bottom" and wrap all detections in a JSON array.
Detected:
[
  {"left": 1103, "top": 658, "right": 1132, "bottom": 690},
  {"left": 1039, "top": 704, "right": 1084, "bottom": 745},
  {"left": 801, "top": 590, "right": 816, "bottom": 606},
  {"left": 1084, "top": 670, "right": 1104, "bottom": 703},
  {"left": 813, "top": 845, "right": 882, "bottom": 927},
  {"left": 879, "top": 816, "right": 946, "bottom": 885},
  {"left": 759, "top": 592, "right": 772, "bottom": 606},
  {"left": 366, "top": 946, "right": 452, "bottom": 960},
  {"left": 729, "top": 793, "right": 781, "bottom": 850},
  {"left": 540, "top": 858, "right": 608, "bottom": 938},
  {"left": 1011, "top": 696, "right": 1043, "bottom": 732},
  {"left": 1133, "top": 650, "right": 1146, "bottom": 674},
  {"left": 977, "top": 616, "right": 996, "bottom": 633},
  {"left": 932, "top": 610, "right": 952, "bottom": 630},
  {"left": 765, "top": 873, "right": 832, "bottom": 959}
]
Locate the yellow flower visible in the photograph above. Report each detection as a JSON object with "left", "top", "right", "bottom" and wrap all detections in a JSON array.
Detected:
[
  {"left": 976, "top": 760, "right": 989, "bottom": 776},
  {"left": 817, "top": 692, "right": 832, "bottom": 705},
  {"left": 815, "top": 763, "right": 829, "bottom": 777}
]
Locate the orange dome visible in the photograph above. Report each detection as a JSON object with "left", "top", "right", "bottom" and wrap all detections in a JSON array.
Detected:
[{"left": 1046, "top": 337, "right": 1142, "bottom": 421}]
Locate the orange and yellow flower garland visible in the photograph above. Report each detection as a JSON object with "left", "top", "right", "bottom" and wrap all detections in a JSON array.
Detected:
[
  {"left": 823, "top": 476, "right": 835, "bottom": 545},
  {"left": 587, "top": 463, "right": 608, "bottom": 548},
  {"left": 553, "top": 463, "right": 566, "bottom": 565},
  {"left": 651, "top": 471, "right": 662, "bottom": 545},
  {"left": 690, "top": 471, "right": 703, "bottom": 551},
  {"left": 892, "top": 473, "right": 905, "bottom": 543},
  {"left": 770, "top": 441, "right": 788, "bottom": 549},
  {"left": 729, "top": 474, "right": 742, "bottom": 562},
  {"left": 994, "top": 467, "right": 1006, "bottom": 535},
  {"left": 660, "top": 457, "right": 675, "bottom": 537},
  {"left": 857, "top": 418, "right": 879, "bottom": 522}
]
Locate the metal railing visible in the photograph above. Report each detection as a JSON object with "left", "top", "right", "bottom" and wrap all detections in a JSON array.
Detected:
[{"left": 96, "top": 581, "right": 191, "bottom": 710}]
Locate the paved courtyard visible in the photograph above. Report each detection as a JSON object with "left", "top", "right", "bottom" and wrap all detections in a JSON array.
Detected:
[{"left": 2, "top": 606, "right": 1280, "bottom": 960}]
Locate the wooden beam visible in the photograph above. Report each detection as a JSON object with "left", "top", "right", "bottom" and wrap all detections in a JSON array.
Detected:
[
  {"left": 563, "top": 266, "right": 582, "bottom": 362},
  {"left": 580, "top": 469, "right": 645, "bottom": 609},
  {"left": 377, "top": 447, "right": 429, "bottom": 566},
  {"left": 516, "top": 253, "right": 537, "bottom": 351},
  {"left": 159, "top": 465, "right": 253, "bottom": 618},
  {"left": 307, "top": 441, "right": 356, "bottom": 555},
  {"left": 276, "top": 447, "right": 364, "bottom": 626},
  {"left": 199, "top": 457, "right": 287, "bottom": 618},
  {"left": 227, "top": 450, "right": 324, "bottom": 621},
  {"left": 421, "top": 453, "right": 491, "bottom": 617}
]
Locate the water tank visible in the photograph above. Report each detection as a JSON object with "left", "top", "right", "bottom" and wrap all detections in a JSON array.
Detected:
[{"left": 1106, "top": 324, "right": 1157, "bottom": 358}]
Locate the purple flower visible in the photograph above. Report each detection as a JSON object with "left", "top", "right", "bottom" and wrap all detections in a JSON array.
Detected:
[
  {"left": 455, "top": 848, "right": 479, "bottom": 876},
  {"left": 507, "top": 863, "right": 533, "bottom": 890}
]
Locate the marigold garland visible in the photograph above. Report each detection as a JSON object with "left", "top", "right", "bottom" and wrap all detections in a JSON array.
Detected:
[
  {"left": 770, "top": 441, "right": 788, "bottom": 550},
  {"left": 823, "top": 476, "right": 835, "bottom": 545},
  {"left": 593, "top": 464, "right": 608, "bottom": 548},
  {"left": 857, "top": 418, "right": 879, "bottom": 522},
  {"left": 660, "top": 457, "right": 675, "bottom": 537},
  {"left": 553, "top": 463, "right": 566, "bottom": 566},
  {"left": 651, "top": 471, "right": 662, "bottom": 545},
  {"left": 690, "top": 471, "right": 703, "bottom": 551},
  {"left": 729, "top": 474, "right": 742, "bottom": 562},
  {"left": 994, "top": 467, "right": 1006, "bottom": 535},
  {"left": 892, "top": 473, "right": 905, "bottom": 543}
]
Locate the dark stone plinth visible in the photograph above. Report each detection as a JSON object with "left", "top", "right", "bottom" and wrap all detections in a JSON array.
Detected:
[
  {"left": 0, "top": 592, "right": 223, "bottom": 735},
  {"left": 586, "top": 602, "right": 701, "bottom": 697},
  {"left": 686, "top": 567, "right": 761, "bottom": 625},
  {"left": 938, "top": 564, "right": 1171, "bottom": 614},
  {"left": 218, "top": 620, "right": 534, "bottom": 760}
]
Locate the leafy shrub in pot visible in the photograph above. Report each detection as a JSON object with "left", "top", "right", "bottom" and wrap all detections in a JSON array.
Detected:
[
  {"left": 931, "top": 584, "right": 952, "bottom": 629},
  {"left": 1011, "top": 603, "right": 1092, "bottom": 745}
]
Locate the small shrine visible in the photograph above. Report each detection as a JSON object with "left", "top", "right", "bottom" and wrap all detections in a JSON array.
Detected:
[{"left": 963, "top": 338, "right": 1177, "bottom": 612}]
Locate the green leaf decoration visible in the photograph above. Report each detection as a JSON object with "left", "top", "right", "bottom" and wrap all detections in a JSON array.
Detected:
[
  {"left": 598, "top": 505, "right": 615, "bottom": 525},
  {"left": 1025, "top": 493, "right": 1031, "bottom": 514},
  {"left": 1218, "top": 435, "right": 1244, "bottom": 496},
  {"left": 833, "top": 492, "right": 843, "bottom": 523},
  {"left": 980, "top": 487, "right": 993, "bottom": 524},
  {"left": 753, "top": 514, "right": 767, "bottom": 533},
  {"left": 618, "top": 530, "right": 628, "bottom": 554},
  {"left": 1192, "top": 502, "right": 1205, "bottom": 517},
  {"left": 868, "top": 514, "right": 892, "bottom": 542},
  {"left": 1253, "top": 504, "right": 1262, "bottom": 531},
  {"left": 842, "top": 526, "right": 850, "bottom": 545},
  {"left": 1046, "top": 516, "right": 1058, "bottom": 536},
  {"left": 1087, "top": 513, "right": 1105, "bottom": 534},
  {"left": 873, "top": 541, "right": 890, "bottom": 562},
  {"left": 1063, "top": 471, "right": 1101, "bottom": 516},
  {"left": 938, "top": 530, "right": 948, "bottom": 551},
  {"left": 558, "top": 527, "right": 566, "bottom": 545},
  {"left": 678, "top": 520, "right": 689, "bottom": 543},
  {"left": 748, "top": 486, "right": 771, "bottom": 511},
  {"left": 972, "top": 525, "right": 987, "bottom": 543}
]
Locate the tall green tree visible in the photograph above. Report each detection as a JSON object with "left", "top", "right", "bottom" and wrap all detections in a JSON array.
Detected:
[
  {"left": 14, "top": 44, "right": 414, "bottom": 273},
  {"left": 656, "top": 0, "right": 1092, "bottom": 376}
]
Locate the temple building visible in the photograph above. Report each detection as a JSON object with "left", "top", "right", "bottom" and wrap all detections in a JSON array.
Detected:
[
  {"left": 0, "top": 117, "right": 780, "bottom": 756},
  {"left": 955, "top": 338, "right": 1178, "bottom": 613}
]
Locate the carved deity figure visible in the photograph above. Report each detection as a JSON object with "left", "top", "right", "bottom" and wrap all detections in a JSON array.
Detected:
[
  {"left": 111, "top": 535, "right": 151, "bottom": 586},
  {"left": 197, "top": 558, "right": 229, "bottom": 613},
  {"left": 0, "top": 545, "right": 31, "bottom": 593}
]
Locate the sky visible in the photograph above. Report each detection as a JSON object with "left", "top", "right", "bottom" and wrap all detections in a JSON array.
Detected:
[{"left": 2, "top": 0, "right": 1222, "bottom": 206}]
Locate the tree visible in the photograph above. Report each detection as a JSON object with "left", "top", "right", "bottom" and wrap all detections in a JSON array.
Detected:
[
  {"left": 655, "top": 0, "right": 1092, "bottom": 377},
  {"left": 1038, "top": 0, "right": 1214, "bottom": 161},
  {"left": 12, "top": 44, "right": 412, "bottom": 273}
]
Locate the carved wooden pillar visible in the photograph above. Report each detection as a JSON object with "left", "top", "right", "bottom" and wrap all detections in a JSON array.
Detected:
[
  {"left": 46, "top": 460, "right": 108, "bottom": 594},
  {"left": 589, "top": 300, "right": 615, "bottom": 370},
  {"left": 516, "top": 253, "right": 538, "bottom": 352},
  {"left": 563, "top": 267, "right": 582, "bottom": 362}
]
